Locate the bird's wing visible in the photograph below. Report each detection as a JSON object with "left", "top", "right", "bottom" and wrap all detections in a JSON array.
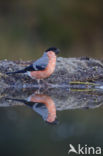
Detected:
[
  {"left": 32, "top": 52, "right": 49, "bottom": 71},
  {"left": 23, "top": 53, "right": 49, "bottom": 72},
  {"left": 33, "top": 103, "right": 48, "bottom": 121}
]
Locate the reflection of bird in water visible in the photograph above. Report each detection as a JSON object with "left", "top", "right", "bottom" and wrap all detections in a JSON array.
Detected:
[
  {"left": 6, "top": 47, "right": 60, "bottom": 84},
  {"left": 6, "top": 94, "right": 57, "bottom": 124}
]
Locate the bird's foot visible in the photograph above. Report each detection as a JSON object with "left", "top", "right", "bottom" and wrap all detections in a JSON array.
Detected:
[
  {"left": 40, "top": 80, "right": 53, "bottom": 93},
  {"left": 41, "top": 79, "right": 51, "bottom": 86},
  {"left": 34, "top": 89, "right": 40, "bottom": 94},
  {"left": 36, "top": 79, "right": 52, "bottom": 93}
]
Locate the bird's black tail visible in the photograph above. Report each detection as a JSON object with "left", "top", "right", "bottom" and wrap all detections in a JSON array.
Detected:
[
  {"left": 6, "top": 64, "right": 34, "bottom": 75},
  {"left": 6, "top": 97, "right": 27, "bottom": 103},
  {"left": 5, "top": 97, "right": 35, "bottom": 107},
  {"left": 6, "top": 69, "right": 26, "bottom": 75}
]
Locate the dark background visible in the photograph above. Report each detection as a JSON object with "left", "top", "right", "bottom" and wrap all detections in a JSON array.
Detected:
[{"left": 0, "top": 0, "right": 103, "bottom": 59}]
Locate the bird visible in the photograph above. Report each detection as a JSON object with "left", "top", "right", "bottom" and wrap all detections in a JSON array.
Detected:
[
  {"left": 6, "top": 93, "right": 58, "bottom": 124},
  {"left": 6, "top": 47, "right": 60, "bottom": 83}
]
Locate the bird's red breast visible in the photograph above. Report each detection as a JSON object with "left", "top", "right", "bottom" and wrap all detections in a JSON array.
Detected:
[
  {"left": 30, "top": 51, "right": 56, "bottom": 79},
  {"left": 30, "top": 94, "right": 56, "bottom": 123}
]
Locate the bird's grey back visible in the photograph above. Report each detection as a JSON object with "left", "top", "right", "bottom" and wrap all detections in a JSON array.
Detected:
[{"left": 33, "top": 52, "right": 49, "bottom": 70}]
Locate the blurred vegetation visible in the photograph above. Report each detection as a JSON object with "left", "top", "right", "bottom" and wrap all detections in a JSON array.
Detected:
[{"left": 0, "top": 0, "right": 103, "bottom": 59}]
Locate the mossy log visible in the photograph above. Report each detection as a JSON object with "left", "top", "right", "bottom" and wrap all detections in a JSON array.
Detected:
[{"left": 0, "top": 57, "right": 103, "bottom": 88}]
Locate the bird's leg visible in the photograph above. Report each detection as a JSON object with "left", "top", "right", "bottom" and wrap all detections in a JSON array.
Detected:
[
  {"left": 34, "top": 80, "right": 41, "bottom": 94},
  {"left": 35, "top": 89, "right": 40, "bottom": 94},
  {"left": 41, "top": 79, "right": 47, "bottom": 85},
  {"left": 36, "top": 79, "right": 42, "bottom": 91},
  {"left": 40, "top": 79, "right": 51, "bottom": 88},
  {"left": 37, "top": 79, "right": 40, "bottom": 84},
  {"left": 36, "top": 79, "right": 51, "bottom": 92}
]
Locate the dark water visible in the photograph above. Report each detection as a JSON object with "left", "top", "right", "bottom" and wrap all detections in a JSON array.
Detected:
[
  {"left": 0, "top": 106, "right": 103, "bottom": 156},
  {"left": 0, "top": 88, "right": 103, "bottom": 156}
]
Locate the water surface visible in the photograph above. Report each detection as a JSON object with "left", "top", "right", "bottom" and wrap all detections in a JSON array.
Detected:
[{"left": 0, "top": 88, "right": 103, "bottom": 156}]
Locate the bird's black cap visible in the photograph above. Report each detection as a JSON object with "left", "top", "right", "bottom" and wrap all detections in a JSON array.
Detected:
[{"left": 45, "top": 47, "right": 60, "bottom": 55}]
